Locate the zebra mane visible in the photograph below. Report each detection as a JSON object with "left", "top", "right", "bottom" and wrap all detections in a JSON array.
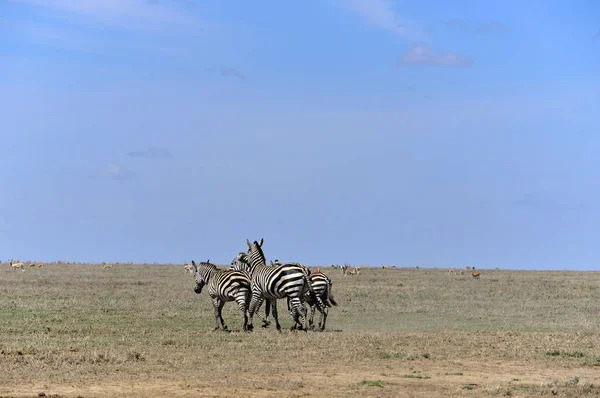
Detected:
[{"left": 198, "top": 261, "right": 217, "bottom": 270}]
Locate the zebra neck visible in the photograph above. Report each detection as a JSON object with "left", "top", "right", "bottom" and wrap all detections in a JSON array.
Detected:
[{"left": 199, "top": 267, "right": 217, "bottom": 281}]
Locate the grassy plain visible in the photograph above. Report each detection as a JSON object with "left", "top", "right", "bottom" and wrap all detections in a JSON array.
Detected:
[{"left": 1, "top": 263, "right": 600, "bottom": 397}]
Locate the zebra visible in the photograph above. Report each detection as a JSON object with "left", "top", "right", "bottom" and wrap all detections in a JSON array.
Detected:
[
  {"left": 189, "top": 260, "right": 251, "bottom": 332},
  {"left": 230, "top": 239, "right": 324, "bottom": 331},
  {"left": 287, "top": 270, "right": 337, "bottom": 331}
]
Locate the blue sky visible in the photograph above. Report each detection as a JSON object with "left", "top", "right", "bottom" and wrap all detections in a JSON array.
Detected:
[{"left": 1, "top": 0, "right": 599, "bottom": 269}]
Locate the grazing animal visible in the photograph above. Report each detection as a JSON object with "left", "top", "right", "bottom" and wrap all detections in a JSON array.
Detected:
[
  {"left": 10, "top": 261, "right": 25, "bottom": 272},
  {"left": 38, "top": 262, "right": 44, "bottom": 268},
  {"left": 184, "top": 263, "right": 193, "bottom": 274},
  {"left": 390, "top": 265, "right": 396, "bottom": 270},
  {"left": 472, "top": 271, "right": 481, "bottom": 279},
  {"left": 28, "top": 263, "right": 36, "bottom": 268},
  {"left": 103, "top": 263, "right": 112, "bottom": 269},
  {"left": 382, "top": 266, "right": 389, "bottom": 270},
  {"left": 344, "top": 266, "right": 360, "bottom": 276},
  {"left": 189, "top": 260, "right": 251, "bottom": 332},
  {"left": 288, "top": 271, "right": 337, "bottom": 331},
  {"left": 448, "top": 269, "right": 456, "bottom": 276},
  {"left": 230, "top": 239, "right": 324, "bottom": 331}
]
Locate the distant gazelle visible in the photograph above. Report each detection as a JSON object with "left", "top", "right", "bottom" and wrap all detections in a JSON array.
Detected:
[
  {"left": 344, "top": 266, "right": 361, "bottom": 276},
  {"left": 448, "top": 269, "right": 456, "bottom": 276},
  {"left": 10, "top": 261, "right": 25, "bottom": 272},
  {"left": 103, "top": 262, "right": 112, "bottom": 269},
  {"left": 472, "top": 271, "right": 480, "bottom": 279},
  {"left": 38, "top": 262, "right": 45, "bottom": 268}
]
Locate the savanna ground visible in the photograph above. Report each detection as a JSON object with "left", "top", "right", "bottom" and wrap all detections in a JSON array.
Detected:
[{"left": 1, "top": 263, "right": 600, "bottom": 397}]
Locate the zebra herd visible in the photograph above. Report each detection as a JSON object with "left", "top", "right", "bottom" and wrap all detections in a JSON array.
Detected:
[{"left": 188, "top": 238, "right": 338, "bottom": 333}]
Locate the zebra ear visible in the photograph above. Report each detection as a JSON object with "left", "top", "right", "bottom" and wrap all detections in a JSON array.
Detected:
[
  {"left": 246, "top": 239, "right": 252, "bottom": 249},
  {"left": 259, "top": 238, "right": 264, "bottom": 247},
  {"left": 192, "top": 260, "right": 196, "bottom": 266},
  {"left": 207, "top": 259, "right": 210, "bottom": 263}
]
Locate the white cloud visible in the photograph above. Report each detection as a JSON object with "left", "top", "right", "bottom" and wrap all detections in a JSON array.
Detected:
[
  {"left": 10, "top": 0, "right": 192, "bottom": 27},
  {"left": 397, "top": 44, "right": 472, "bottom": 68},
  {"left": 335, "top": 0, "right": 426, "bottom": 42}
]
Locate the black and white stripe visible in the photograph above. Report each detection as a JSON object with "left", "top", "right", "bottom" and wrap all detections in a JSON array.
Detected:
[
  {"left": 230, "top": 239, "right": 325, "bottom": 331},
  {"left": 288, "top": 271, "right": 337, "bottom": 331},
  {"left": 190, "top": 260, "right": 251, "bottom": 332}
]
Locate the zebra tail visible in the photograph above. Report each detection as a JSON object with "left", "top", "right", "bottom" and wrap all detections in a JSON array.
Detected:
[{"left": 326, "top": 281, "right": 338, "bottom": 307}]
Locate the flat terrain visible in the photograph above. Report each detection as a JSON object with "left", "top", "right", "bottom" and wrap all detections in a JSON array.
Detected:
[{"left": 1, "top": 263, "right": 600, "bottom": 397}]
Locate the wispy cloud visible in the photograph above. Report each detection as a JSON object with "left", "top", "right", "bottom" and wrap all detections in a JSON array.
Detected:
[
  {"left": 219, "top": 65, "right": 246, "bottom": 80},
  {"left": 9, "top": 0, "right": 196, "bottom": 30},
  {"left": 127, "top": 146, "right": 173, "bottom": 159},
  {"left": 444, "top": 19, "right": 509, "bottom": 35},
  {"left": 6, "top": 0, "right": 209, "bottom": 58},
  {"left": 397, "top": 44, "right": 472, "bottom": 68},
  {"left": 93, "top": 165, "right": 136, "bottom": 181},
  {"left": 335, "top": 0, "right": 426, "bottom": 42}
]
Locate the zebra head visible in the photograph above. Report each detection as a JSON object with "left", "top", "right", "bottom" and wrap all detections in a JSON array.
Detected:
[
  {"left": 230, "top": 252, "right": 250, "bottom": 273},
  {"left": 190, "top": 260, "right": 205, "bottom": 294},
  {"left": 245, "top": 238, "right": 267, "bottom": 267}
]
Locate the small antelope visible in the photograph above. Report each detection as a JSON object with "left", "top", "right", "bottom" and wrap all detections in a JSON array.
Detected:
[
  {"left": 344, "top": 266, "right": 361, "bottom": 276},
  {"left": 103, "top": 263, "right": 113, "bottom": 269},
  {"left": 28, "top": 263, "right": 36, "bottom": 268},
  {"left": 184, "top": 263, "right": 192, "bottom": 273},
  {"left": 448, "top": 269, "right": 456, "bottom": 276},
  {"left": 390, "top": 265, "right": 396, "bottom": 270},
  {"left": 10, "top": 261, "right": 25, "bottom": 272},
  {"left": 382, "top": 266, "right": 389, "bottom": 270},
  {"left": 38, "top": 262, "right": 45, "bottom": 268},
  {"left": 472, "top": 271, "right": 480, "bottom": 279},
  {"left": 316, "top": 267, "right": 321, "bottom": 273}
]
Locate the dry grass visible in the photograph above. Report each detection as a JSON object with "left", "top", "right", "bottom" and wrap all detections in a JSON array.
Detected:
[{"left": 1, "top": 264, "right": 600, "bottom": 397}]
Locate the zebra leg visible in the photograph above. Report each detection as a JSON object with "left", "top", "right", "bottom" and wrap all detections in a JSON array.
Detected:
[
  {"left": 270, "top": 300, "right": 282, "bottom": 331},
  {"left": 260, "top": 300, "right": 271, "bottom": 328},
  {"left": 308, "top": 303, "right": 316, "bottom": 330},
  {"left": 234, "top": 294, "right": 249, "bottom": 332},
  {"left": 288, "top": 297, "right": 307, "bottom": 331},
  {"left": 318, "top": 306, "right": 328, "bottom": 331},
  {"left": 247, "top": 293, "right": 264, "bottom": 332},
  {"left": 212, "top": 298, "right": 228, "bottom": 331}
]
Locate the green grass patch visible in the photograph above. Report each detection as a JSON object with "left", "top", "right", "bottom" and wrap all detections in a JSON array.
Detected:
[{"left": 358, "top": 380, "right": 384, "bottom": 387}]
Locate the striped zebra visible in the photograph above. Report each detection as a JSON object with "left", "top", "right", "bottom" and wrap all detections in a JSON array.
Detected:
[
  {"left": 189, "top": 260, "right": 251, "bottom": 332},
  {"left": 287, "top": 270, "right": 337, "bottom": 331},
  {"left": 230, "top": 239, "right": 324, "bottom": 331}
]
